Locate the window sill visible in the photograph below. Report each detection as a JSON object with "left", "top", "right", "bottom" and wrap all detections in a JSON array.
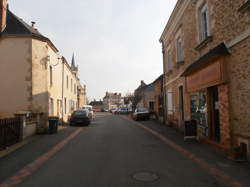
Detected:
[
  {"left": 238, "top": 0, "right": 250, "bottom": 13},
  {"left": 176, "top": 61, "right": 184, "bottom": 67},
  {"left": 195, "top": 36, "right": 213, "bottom": 51}
]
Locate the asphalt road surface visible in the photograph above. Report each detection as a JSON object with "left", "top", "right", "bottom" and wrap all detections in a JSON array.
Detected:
[{"left": 1, "top": 113, "right": 244, "bottom": 187}]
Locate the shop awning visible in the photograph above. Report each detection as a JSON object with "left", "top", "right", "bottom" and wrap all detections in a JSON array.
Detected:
[{"left": 181, "top": 43, "right": 230, "bottom": 76}]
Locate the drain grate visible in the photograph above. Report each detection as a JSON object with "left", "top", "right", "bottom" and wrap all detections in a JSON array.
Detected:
[{"left": 133, "top": 172, "right": 159, "bottom": 182}]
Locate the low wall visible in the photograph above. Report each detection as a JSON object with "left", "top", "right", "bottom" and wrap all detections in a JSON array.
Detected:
[{"left": 23, "top": 122, "right": 37, "bottom": 139}]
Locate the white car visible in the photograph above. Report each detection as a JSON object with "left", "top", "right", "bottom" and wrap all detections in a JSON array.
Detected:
[
  {"left": 82, "top": 105, "right": 94, "bottom": 119},
  {"left": 111, "top": 108, "right": 118, "bottom": 114}
]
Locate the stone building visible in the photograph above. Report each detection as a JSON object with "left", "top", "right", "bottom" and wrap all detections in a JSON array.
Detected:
[
  {"left": 103, "top": 92, "right": 123, "bottom": 110},
  {"left": 134, "top": 81, "right": 155, "bottom": 112},
  {"left": 152, "top": 75, "right": 164, "bottom": 121},
  {"left": 89, "top": 100, "right": 104, "bottom": 112},
  {"left": 160, "top": 0, "right": 250, "bottom": 154},
  {"left": 0, "top": 1, "right": 87, "bottom": 127},
  {"left": 78, "top": 84, "right": 88, "bottom": 109}
]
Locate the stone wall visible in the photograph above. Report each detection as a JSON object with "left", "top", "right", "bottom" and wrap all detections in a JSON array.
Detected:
[
  {"left": 218, "top": 84, "right": 231, "bottom": 149},
  {"left": 227, "top": 37, "right": 250, "bottom": 149}
]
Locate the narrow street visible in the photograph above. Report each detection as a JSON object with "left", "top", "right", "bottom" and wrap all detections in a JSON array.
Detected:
[{"left": 0, "top": 113, "right": 249, "bottom": 187}]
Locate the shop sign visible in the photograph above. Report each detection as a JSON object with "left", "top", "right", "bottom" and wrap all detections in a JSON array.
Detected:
[{"left": 186, "top": 60, "right": 224, "bottom": 92}]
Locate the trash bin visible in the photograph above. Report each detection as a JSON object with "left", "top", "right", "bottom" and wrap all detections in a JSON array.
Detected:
[{"left": 48, "top": 117, "right": 59, "bottom": 134}]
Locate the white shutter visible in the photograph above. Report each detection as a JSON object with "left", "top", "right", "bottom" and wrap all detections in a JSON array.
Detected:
[{"left": 167, "top": 90, "right": 173, "bottom": 114}]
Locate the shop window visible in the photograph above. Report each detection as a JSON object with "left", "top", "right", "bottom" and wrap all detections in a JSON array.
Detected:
[{"left": 190, "top": 91, "right": 208, "bottom": 137}]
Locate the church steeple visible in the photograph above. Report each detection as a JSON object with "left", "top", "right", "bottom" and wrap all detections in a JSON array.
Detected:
[
  {"left": 71, "top": 53, "right": 76, "bottom": 68},
  {"left": 71, "top": 53, "right": 78, "bottom": 74}
]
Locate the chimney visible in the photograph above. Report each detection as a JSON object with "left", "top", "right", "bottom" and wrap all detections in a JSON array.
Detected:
[
  {"left": 0, "top": 0, "right": 7, "bottom": 32},
  {"left": 31, "top": 21, "right": 36, "bottom": 28}
]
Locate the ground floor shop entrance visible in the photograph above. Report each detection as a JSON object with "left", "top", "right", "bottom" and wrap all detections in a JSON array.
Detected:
[
  {"left": 184, "top": 57, "right": 230, "bottom": 147},
  {"left": 190, "top": 86, "right": 221, "bottom": 142}
]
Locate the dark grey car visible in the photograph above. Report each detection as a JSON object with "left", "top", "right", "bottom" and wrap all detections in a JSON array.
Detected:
[
  {"left": 132, "top": 108, "right": 150, "bottom": 120},
  {"left": 69, "top": 109, "right": 91, "bottom": 126}
]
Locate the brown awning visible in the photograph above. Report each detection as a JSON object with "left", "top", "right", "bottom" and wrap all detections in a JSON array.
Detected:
[{"left": 181, "top": 43, "right": 230, "bottom": 76}]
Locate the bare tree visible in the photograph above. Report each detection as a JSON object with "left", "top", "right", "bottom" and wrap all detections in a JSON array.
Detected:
[{"left": 125, "top": 92, "right": 142, "bottom": 111}]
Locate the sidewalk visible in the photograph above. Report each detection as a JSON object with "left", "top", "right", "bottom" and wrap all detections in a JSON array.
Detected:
[
  {"left": 0, "top": 125, "right": 67, "bottom": 159},
  {"left": 137, "top": 119, "right": 250, "bottom": 186},
  {"left": 0, "top": 126, "right": 73, "bottom": 183}
]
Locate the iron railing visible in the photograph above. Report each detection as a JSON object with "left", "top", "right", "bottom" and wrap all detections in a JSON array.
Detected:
[{"left": 0, "top": 117, "right": 22, "bottom": 151}]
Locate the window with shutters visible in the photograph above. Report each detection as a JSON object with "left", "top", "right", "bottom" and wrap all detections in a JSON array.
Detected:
[
  {"left": 199, "top": 3, "right": 210, "bottom": 42},
  {"left": 167, "top": 49, "right": 173, "bottom": 72},
  {"left": 176, "top": 37, "right": 184, "bottom": 63},
  {"left": 167, "top": 89, "right": 173, "bottom": 114}
]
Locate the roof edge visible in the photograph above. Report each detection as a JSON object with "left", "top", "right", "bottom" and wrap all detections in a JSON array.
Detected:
[{"left": 159, "top": 0, "right": 190, "bottom": 43}]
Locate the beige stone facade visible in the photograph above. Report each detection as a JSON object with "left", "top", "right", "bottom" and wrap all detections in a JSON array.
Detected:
[
  {"left": 0, "top": 3, "right": 87, "bottom": 128},
  {"left": 0, "top": 37, "right": 32, "bottom": 118},
  {"left": 78, "top": 85, "right": 87, "bottom": 109},
  {"left": 160, "top": 0, "right": 250, "bottom": 154},
  {"left": 103, "top": 92, "right": 123, "bottom": 110}
]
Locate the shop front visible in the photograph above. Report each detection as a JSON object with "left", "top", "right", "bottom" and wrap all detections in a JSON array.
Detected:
[{"left": 182, "top": 44, "right": 231, "bottom": 150}]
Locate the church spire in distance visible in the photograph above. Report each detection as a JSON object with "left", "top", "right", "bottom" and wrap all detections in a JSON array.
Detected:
[{"left": 71, "top": 53, "right": 76, "bottom": 68}]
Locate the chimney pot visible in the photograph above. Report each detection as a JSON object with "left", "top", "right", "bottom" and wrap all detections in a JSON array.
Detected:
[
  {"left": 0, "top": 0, "right": 8, "bottom": 32},
  {"left": 31, "top": 21, "right": 36, "bottom": 28}
]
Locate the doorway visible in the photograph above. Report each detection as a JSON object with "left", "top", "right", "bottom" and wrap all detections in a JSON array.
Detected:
[
  {"left": 208, "top": 86, "right": 221, "bottom": 142},
  {"left": 179, "top": 86, "right": 184, "bottom": 121}
]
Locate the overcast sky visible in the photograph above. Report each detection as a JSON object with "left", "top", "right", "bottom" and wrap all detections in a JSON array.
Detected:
[{"left": 9, "top": 0, "right": 177, "bottom": 101}]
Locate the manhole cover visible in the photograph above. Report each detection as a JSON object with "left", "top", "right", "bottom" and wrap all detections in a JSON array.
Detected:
[{"left": 133, "top": 172, "right": 159, "bottom": 182}]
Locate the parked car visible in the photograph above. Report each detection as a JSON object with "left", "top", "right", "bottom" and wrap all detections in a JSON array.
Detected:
[
  {"left": 111, "top": 108, "right": 118, "bottom": 114},
  {"left": 69, "top": 109, "right": 92, "bottom": 126},
  {"left": 93, "top": 108, "right": 101, "bottom": 112},
  {"left": 82, "top": 105, "right": 94, "bottom": 119},
  {"left": 115, "top": 108, "right": 121, "bottom": 115},
  {"left": 132, "top": 108, "right": 150, "bottom": 120},
  {"left": 118, "top": 107, "right": 129, "bottom": 115}
]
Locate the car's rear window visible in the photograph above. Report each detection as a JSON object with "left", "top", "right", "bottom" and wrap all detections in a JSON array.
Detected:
[{"left": 73, "top": 111, "right": 87, "bottom": 116}]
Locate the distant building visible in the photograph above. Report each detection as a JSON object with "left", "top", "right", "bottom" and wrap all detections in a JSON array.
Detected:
[
  {"left": 78, "top": 84, "right": 88, "bottom": 109},
  {"left": 89, "top": 100, "right": 104, "bottom": 112},
  {"left": 103, "top": 92, "right": 123, "bottom": 110},
  {"left": 134, "top": 81, "right": 155, "bottom": 112}
]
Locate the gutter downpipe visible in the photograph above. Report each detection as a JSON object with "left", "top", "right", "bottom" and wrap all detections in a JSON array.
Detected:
[
  {"left": 161, "top": 40, "right": 167, "bottom": 125},
  {"left": 61, "top": 58, "right": 64, "bottom": 123}
]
